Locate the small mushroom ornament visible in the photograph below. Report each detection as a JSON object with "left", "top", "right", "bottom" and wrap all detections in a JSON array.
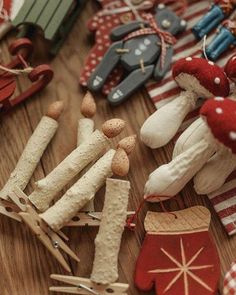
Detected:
[
  {"left": 173, "top": 54, "right": 236, "bottom": 158},
  {"left": 194, "top": 55, "right": 236, "bottom": 194},
  {"left": 141, "top": 57, "right": 230, "bottom": 149},
  {"left": 144, "top": 97, "right": 236, "bottom": 201}
]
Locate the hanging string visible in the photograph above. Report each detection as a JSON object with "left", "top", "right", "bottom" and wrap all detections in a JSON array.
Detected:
[
  {"left": 0, "top": 64, "right": 33, "bottom": 75},
  {"left": 126, "top": 195, "right": 177, "bottom": 230},
  {"left": 0, "top": 53, "right": 33, "bottom": 76},
  {"left": 101, "top": 0, "right": 153, "bottom": 19},
  {"left": 202, "top": 34, "right": 209, "bottom": 60},
  {"left": 123, "top": 0, "right": 142, "bottom": 21}
]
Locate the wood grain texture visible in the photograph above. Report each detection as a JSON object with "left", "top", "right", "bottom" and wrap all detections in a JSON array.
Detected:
[{"left": 0, "top": 1, "right": 234, "bottom": 295}]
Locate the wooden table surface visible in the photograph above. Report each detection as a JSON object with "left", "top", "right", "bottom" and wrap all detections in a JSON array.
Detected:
[{"left": 0, "top": 1, "right": 235, "bottom": 295}]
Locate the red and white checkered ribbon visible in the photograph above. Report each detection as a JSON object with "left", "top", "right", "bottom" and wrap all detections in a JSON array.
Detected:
[
  {"left": 223, "top": 261, "right": 236, "bottom": 295},
  {"left": 124, "top": 13, "right": 176, "bottom": 69}
]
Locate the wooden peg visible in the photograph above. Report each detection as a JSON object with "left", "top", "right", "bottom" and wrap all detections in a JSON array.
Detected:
[{"left": 50, "top": 274, "right": 129, "bottom": 294}]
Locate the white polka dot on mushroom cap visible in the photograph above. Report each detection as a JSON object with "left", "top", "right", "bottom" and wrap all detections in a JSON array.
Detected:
[
  {"left": 186, "top": 57, "right": 192, "bottom": 61},
  {"left": 216, "top": 107, "right": 223, "bottom": 114},
  {"left": 229, "top": 131, "right": 236, "bottom": 140},
  {"left": 214, "top": 97, "right": 224, "bottom": 101},
  {"left": 214, "top": 77, "right": 221, "bottom": 84},
  {"left": 208, "top": 61, "right": 214, "bottom": 65}
]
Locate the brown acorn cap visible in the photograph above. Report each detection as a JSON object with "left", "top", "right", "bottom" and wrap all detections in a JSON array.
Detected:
[
  {"left": 102, "top": 118, "right": 126, "bottom": 138},
  {"left": 81, "top": 91, "right": 96, "bottom": 118},
  {"left": 111, "top": 148, "right": 130, "bottom": 177},
  {"left": 117, "top": 135, "right": 136, "bottom": 154},
  {"left": 46, "top": 101, "right": 64, "bottom": 120}
]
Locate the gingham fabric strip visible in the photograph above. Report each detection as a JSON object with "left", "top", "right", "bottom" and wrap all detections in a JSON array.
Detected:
[
  {"left": 223, "top": 261, "right": 236, "bottom": 295},
  {"left": 145, "top": 0, "right": 236, "bottom": 235}
]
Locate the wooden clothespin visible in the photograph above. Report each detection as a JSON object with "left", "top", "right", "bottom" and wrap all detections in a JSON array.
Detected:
[
  {"left": 0, "top": 37, "right": 53, "bottom": 113},
  {"left": 7, "top": 187, "right": 79, "bottom": 272},
  {"left": 66, "top": 211, "right": 135, "bottom": 227},
  {"left": 50, "top": 178, "right": 132, "bottom": 294},
  {"left": 50, "top": 274, "right": 129, "bottom": 295}
]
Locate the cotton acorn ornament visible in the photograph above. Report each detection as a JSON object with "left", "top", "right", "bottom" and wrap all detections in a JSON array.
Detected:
[
  {"left": 144, "top": 97, "right": 236, "bottom": 200},
  {"left": 135, "top": 206, "right": 220, "bottom": 295},
  {"left": 141, "top": 57, "right": 230, "bottom": 149}
]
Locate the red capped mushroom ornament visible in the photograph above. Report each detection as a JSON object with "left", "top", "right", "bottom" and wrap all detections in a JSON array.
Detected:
[
  {"left": 173, "top": 55, "right": 236, "bottom": 159},
  {"left": 193, "top": 55, "right": 236, "bottom": 194},
  {"left": 140, "top": 57, "right": 230, "bottom": 149},
  {"left": 194, "top": 97, "right": 236, "bottom": 194},
  {"left": 144, "top": 97, "right": 236, "bottom": 201}
]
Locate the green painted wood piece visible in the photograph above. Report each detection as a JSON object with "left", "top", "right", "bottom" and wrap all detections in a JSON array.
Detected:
[
  {"left": 12, "top": 0, "right": 84, "bottom": 55},
  {"left": 50, "top": 0, "right": 84, "bottom": 55},
  {"left": 24, "top": 0, "right": 48, "bottom": 24},
  {"left": 44, "top": 0, "right": 74, "bottom": 40},
  {"left": 37, "top": 0, "right": 61, "bottom": 31},
  {"left": 12, "top": 0, "right": 36, "bottom": 24}
]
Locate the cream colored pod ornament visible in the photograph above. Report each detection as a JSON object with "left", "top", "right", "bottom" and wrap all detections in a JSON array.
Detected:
[
  {"left": 144, "top": 97, "right": 236, "bottom": 201},
  {"left": 140, "top": 57, "right": 230, "bottom": 149}
]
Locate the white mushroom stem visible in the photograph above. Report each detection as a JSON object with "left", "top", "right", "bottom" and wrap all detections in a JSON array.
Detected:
[
  {"left": 40, "top": 149, "right": 115, "bottom": 231},
  {"left": 145, "top": 127, "right": 217, "bottom": 199},
  {"left": 77, "top": 118, "right": 94, "bottom": 145},
  {"left": 140, "top": 91, "right": 198, "bottom": 149},
  {"left": 77, "top": 117, "right": 95, "bottom": 211},
  {"left": 172, "top": 117, "right": 208, "bottom": 158},
  {"left": 194, "top": 148, "right": 236, "bottom": 194},
  {"left": 29, "top": 130, "right": 110, "bottom": 212},
  {"left": 91, "top": 178, "right": 130, "bottom": 285},
  {"left": 0, "top": 115, "right": 59, "bottom": 200}
]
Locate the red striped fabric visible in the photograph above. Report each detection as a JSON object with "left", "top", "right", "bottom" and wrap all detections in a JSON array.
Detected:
[{"left": 145, "top": 0, "right": 236, "bottom": 236}]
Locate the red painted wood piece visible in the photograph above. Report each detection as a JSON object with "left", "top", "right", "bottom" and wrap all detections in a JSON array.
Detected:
[
  {"left": 0, "top": 38, "right": 53, "bottom": 113},
  {"left": 135, "top": 232, "right": 220, "bottom": 295}
]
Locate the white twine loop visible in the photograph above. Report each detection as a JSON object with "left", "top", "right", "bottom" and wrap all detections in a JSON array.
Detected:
[
  {"left": 202, "top": 34, "right": 209, "bottom": 61},
  {"left": 0, "top": 64, "right": 33, "bottom": 75}
]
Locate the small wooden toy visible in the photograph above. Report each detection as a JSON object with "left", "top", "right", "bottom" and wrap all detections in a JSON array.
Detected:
[
  {"left": 206, "top": 19, "right": 236, "bottom": 61},
  {"left": 144, "top": 97, "right": 236, "bottom": 201},
  {"left": 192, "top": 0, "right": 236, "bottom": 40},
  {"left": 135, "top": 207, "right": 220, "bottom": 295},
  {"left": 87, "top": 4, "right": 187, "bottom": 105},
  {"left": 0, "top": 0, "right": 84, "bottom": 55},
  {"left": 50, "top": 177, "right": 131, "bottom": 295},
  {"left": 79, "top": 0, "right": 156, "bottom": 94},
  {"left": 0, "top": 37, "right": 53, "bottom": 113},
  {"left": 140, "top": 57, "right": 229, "bottom": 149}
]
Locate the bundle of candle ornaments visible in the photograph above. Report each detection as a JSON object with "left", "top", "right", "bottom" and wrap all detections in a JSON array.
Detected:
[{"left": 0, "top": 92, "right": 137, "bottom": 273}]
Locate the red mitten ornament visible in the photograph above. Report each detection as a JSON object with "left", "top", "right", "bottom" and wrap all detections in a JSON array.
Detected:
[
  {"left": 80, "top": 0, "right": 156, "bottom": 94},
  {"left": 135, "top": 206, "right": 220, "bottom": 295}
]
